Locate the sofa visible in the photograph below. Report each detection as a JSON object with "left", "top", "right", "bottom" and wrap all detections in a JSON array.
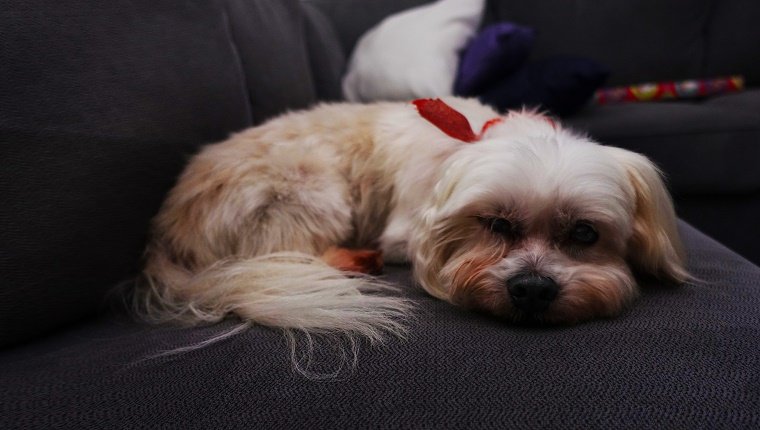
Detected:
[{"left": 1, "top": 0, "right": 759, "bottom": 428}]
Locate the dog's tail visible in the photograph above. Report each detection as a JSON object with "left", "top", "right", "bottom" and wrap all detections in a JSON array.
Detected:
[{"left": 134, "top": 250, "right": 413, "bottom": 345}]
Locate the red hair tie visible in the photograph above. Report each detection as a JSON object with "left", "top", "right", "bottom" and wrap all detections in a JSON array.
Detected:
[{"left": 412, "top": 98, "right": 502, "bottom": 143}]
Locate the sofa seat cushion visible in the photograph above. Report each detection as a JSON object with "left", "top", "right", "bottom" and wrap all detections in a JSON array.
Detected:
[
  {"left": 676, "top": 194, "right": 760, "bottom": 266},
  {"left": 2, "top": 222, "right": 759, "bottom": 429},
  {"left": 566, "top": 89, "right": 760, "bottom": 196}
]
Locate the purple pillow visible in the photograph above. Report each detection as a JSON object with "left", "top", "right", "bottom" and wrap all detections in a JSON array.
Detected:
[
  {"left": 454, "top": 23, "right": 535, "bottom": 96},
  {"left": 479, "top": 56, "right": 610, "bottom": 117}
]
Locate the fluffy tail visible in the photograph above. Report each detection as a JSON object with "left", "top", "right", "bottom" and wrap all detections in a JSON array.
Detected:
[{"left": 135, "top": 251, "right": 413, "bottom": 344}]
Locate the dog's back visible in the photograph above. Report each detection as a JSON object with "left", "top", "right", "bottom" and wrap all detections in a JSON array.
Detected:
[{"left": 136, "top": 102, "right": 413, "bottom": 344}]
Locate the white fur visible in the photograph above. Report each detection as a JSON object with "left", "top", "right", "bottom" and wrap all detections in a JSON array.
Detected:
[{"left": 140, "top": 98, "right": 687, "bottom": 368}]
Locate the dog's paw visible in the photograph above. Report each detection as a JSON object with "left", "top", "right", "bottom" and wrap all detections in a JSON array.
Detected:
[{"left": 322, "top": 247, "right": 384, "bottom": 275}]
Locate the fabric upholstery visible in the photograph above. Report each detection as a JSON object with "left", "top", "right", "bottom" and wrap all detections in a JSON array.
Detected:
[
  {"left": 0, "top": 0, "right": 324, "bottom": 347},
  {"left": 303, "top": 0, "right": 434, "bottom": 56},
  {"left": 302, "top": 2, "right": 346, "bottom": 101},
  {"left": 676, "top": 194, "right": 760, "bottom": 270},
  {"left": 566, "top": 90, "right": 760, "bottom": 196},
  {"left": 224, "top": 0, "right": 319, "bottom": 123},
  {"left": 704, "top": 0, "right": 760, "bottom": 85},
  {"left": 2, "top": 222, "right": 759, "bottom": 429},
  {"left": 482, "top": 0, "right": 711, "bottom": 86},
  {"left": 0, "top": 0, "right": 252, "bottom": 347}
]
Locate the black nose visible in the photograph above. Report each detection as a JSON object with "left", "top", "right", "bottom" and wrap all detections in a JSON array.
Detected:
[{"left": 507, "top": 274, "right": 559, "bottom": 313}]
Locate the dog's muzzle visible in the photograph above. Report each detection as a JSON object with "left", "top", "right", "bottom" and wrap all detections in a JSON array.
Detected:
[{"left": 506, "top": 274, "right": 559, "bottom": 314}]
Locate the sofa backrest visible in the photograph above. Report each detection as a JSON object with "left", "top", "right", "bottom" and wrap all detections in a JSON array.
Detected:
[
  {"left": 0, "top": 0, "right": 331, "bottom": 347},
  {"left": 702, "top": 0, "right": 760, "bottom": 85},
  {"left": 310, "top": 0, "right": 760, "bottom": 87},
  {"left": 303, "top": 0, "right": 433, "bottom": 58},
  {"left": 482, "top": 0, "right": 760, "bottom": 86}
]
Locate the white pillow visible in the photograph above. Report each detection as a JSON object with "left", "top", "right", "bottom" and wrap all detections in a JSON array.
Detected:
[{"left": 342, "top": 0, "right": 485, "bottom": 102}]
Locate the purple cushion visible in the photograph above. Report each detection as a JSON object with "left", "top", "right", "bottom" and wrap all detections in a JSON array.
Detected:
[
  {"left": 479, "top": 56, "right": 610, "bottom": 117},
  {"left": 454, "top": 23, "right": 535, "bottom": 96}
]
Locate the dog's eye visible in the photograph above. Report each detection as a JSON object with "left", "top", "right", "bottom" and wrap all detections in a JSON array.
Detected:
[
  {"left": 485, "top": 218, "right": 513, "bottom": 237},
  {"left": 571, "top": 222, "right": 598, "bottom": 245}
]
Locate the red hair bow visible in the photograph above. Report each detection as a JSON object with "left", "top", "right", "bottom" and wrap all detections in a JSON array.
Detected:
[{"left": 412, "top": 98, "right": 503, "bottom": 143}]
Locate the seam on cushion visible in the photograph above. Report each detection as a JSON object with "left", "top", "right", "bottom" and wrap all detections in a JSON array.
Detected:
[
  {"left": 596, "top": 127, "right": 760, "bottom": 143},
  {"left": 301, "top": 2, "right": 345, "bottom": 101},
  {"left": 221, "top": 3, "right": 253, "bottom": 126},
  {"left": 293, "top": 3, "right": 319, "bottom": 105},
  {"left": 678, "top": 189, "right": 760, "bottom": 199}
]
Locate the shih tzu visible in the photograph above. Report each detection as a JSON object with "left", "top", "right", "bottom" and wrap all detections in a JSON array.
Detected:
[{"left": 137, "top": 97, "right": 687, "bottom": 342}]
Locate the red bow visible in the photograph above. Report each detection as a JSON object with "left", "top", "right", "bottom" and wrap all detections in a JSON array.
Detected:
[{"left": 412, "top": 98, "right": 503, "bottom": 143}]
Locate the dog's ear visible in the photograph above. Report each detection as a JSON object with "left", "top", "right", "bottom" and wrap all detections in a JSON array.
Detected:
[{"left": 606, "top": 147, "right": 689, "bottom": 283}]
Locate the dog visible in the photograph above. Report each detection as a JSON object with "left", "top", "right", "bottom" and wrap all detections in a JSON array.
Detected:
[{"left": 137, "top": 97, "right": 687, "bottom": 343}]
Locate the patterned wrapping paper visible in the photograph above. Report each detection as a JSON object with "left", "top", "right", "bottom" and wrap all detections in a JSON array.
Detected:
[{"left": 594, "top": 75, "right": 744, "bottom": 104}]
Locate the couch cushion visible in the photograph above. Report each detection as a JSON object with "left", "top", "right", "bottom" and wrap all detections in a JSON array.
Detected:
[
  {"left": 566, "top": 90, "right": 760, "bottom": 196},
  {"left": 226, "top": 0, "right": 319, "bottom": 123},
  {"left": 676, "top": 194, "right": 760, "bottom": 265},
  {"left": 303, "top": 0, "right": 434, "bottom": 56},
  {"left": 2, "top": 223, "right": 759, "bottom": 429},
  {"left": 302, "top": 2, "right": 346, "bottom": 101},
  {"left": 482, "top": 0, "right": 711, "bottom": 86},
  {"left": 704, "top": 0, "right": 760, "bottom": 85}
]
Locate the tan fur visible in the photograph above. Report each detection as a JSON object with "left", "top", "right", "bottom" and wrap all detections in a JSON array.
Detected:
[
  {"left": 447, "top": 242, "right": 511, "bottom": 316},
  {"left": 547, "top": 262, "right": 636, "bottom": 323},
  {"left": 149, "top": 104, "right": 393, "bottom": 268},
  {"left": 137, "top": 99, "right": 688, "bottom": 345},
  {"left": 604, "top": 147, "right": 689, "bottom": 283},
  {"left": 138, "top": 103, "right": 412, "bottom": 337}
]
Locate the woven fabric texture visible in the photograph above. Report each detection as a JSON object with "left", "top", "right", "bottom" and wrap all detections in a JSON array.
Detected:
[{"left": 2, "top": 222, "right": 759, "bottom": 429}]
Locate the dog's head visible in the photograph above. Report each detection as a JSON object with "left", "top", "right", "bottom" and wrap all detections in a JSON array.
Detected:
[{"left": 411, "top": 111, "right": 687, "bottom": 324}]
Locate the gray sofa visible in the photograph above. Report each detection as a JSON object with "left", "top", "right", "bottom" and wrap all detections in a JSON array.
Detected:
[{"left": 2, "top": 0, "right": 759, "bottom": 428}]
